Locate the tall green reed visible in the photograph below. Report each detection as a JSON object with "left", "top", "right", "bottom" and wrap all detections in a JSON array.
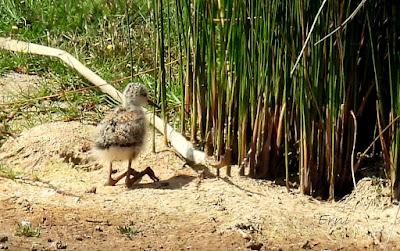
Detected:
[{"left": 154, "top": 0, "right": 400, "bottom": 200}]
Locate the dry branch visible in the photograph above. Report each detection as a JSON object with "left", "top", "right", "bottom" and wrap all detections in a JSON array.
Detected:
[
  {"left": 350, "top": 111, "right": 357, "bottom": 191},
  {"left": 314, "top": 0, "right": 367, "bottom": 46},
  {"left": 0, "top": 174, "right": 80, "bottom": 197},
  {"left": 0, "top": 37, "right": 206, "bottom": 165},
  {"left": 290, "top": 0, "right": 328, "bottom": 75}
]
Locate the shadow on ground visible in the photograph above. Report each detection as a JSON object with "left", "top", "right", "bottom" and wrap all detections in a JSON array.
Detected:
[{"left": 132, "top": 174, "right": 196, "bottom": 190}]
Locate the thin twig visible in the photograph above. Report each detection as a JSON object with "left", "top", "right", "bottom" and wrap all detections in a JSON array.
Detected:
[
  {"left": 354, "top": 115, "right": 400, "bottom": 173},
  {"left": 212, "top": 16, "right": 263, "bottom": 23},
  {"left": 0, "top": 175, "right": 80, "bottom": 197},
  {"left": 290, "top": 0, "right": 328, "bottom": 75},
  {"left": 111, "top": 59, "right": 179, "bottom": 84},
  {"left": 360, "top": 115, "right": 400, "bottom": 157},
  {"left": 125, "top": 0, "right": 135, "bottom": 80},
  {"left": 314, "top": 0, "right": 367, "bottom": 46},
  {"left": 350, "top": 111, "right": 357, "bottom": 190},
  {"left": 0, "top": 84, "right": 110, "bottom": 107},
  {"left": 0, "top": 63, "right": 180, "bottom": 108}
]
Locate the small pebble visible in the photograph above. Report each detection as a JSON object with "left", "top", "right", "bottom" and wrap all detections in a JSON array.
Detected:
[
  {"left": 49, "top": 241, "right": 67, "bottom": 250},
  {"left": 30, "top": 243, "right": 40, "bottom": 251},
  {"left": 95, "top": 225, "right": 103, "bottom": 232},
  {"left": 246, "top": 241, "right": 263, "bottom": 250},
  {"left": 21, "top": 220, "right": 31, "bottom": 227},
  {"left": 208, "top": 216, "right": 217, "bottom": 222},
  {"left": 240, "top": 232, "right": 252, "bottom": 241},
  {"left": 57, "top": 241, "right": 67, "bottom": 249},
  {"left": 75, "top": 236, "right": 83, "bottom": 241},
  {"left": 86, "top": 187, "right": 97, "bottom": 194},
  {"left": 302, "top": 240, "right": 312, "bottom": 249},
  {"left": 81, "top": 141, "right": 91, "bottom": 152},
  {"left": 83, "top": 234, "right": 92, "bottom": 239}
]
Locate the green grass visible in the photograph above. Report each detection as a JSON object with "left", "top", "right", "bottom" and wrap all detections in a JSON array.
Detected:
[
  {"left": 0, "top": 0, "right": 185, "bottom": 135},
  {"left": 0, "top": 122, "right": 11, "bottom": 142},
  {"left": 0, "top": 0, "right": 156, "bottom": 97},
  {"left": 0, "top": 163, "right": 19, "bottom": 180},
  {"left": 0, "top": 0, "right": 179, "bottom": 137},
  {"left": 0, "top": 76, "right": 107, "bottom": 135}
]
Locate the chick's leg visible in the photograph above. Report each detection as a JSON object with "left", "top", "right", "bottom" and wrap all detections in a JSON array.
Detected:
[
  {"left": 125, "top": 166, "right": 160, "bottom": 188},
  {"left": 142, "top": 167, "right": 160, "bottom": 182},
  {"left": 125, "top": 159, "right": 139, "bottom": 188},
  {"left": 106, "top": 162, "right": 118, "bottom": 186},
  {"left": 106, "top": 161, "right": 129, "bottom": 186}
]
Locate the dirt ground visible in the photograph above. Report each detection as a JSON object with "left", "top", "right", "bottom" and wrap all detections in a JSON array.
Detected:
[{"left": 1, "top": 73, "right": 400, "bottom": 251}]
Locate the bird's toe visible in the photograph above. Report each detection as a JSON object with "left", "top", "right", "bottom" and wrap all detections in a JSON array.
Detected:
[{"left": 106, "top": 178, "right": 118, "bottom": 186}]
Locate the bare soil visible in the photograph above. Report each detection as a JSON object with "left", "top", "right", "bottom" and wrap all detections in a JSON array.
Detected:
[
  {"left": 0, "top": 74, "right": 400, "bottom": 251},
  {"left": 0, "top": 73, "right": 42, "bottom": 100}
]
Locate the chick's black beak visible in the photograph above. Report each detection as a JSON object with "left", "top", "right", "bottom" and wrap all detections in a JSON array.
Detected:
[{"left": 147, "top": 99, "right": 160, "bottom": 109}]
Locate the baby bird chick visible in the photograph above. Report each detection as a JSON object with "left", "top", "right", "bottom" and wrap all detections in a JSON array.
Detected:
[{"left": 94, "top": 83, "right": 159, "bottom": 187}]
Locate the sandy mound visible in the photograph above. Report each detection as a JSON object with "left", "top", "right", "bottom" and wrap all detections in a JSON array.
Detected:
[
  {"left": 341, "top": 177, "right": 392, "bottom": 209},
  {"left": 0, "top": 121, "right": 96, "bottom": 171}
]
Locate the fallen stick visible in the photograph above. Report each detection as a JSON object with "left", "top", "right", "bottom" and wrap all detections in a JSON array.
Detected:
[
  {"left": 0, "top": 37, "right": 206, "bottom": 165},
  {"left": 0, "top": 174, "right": 80, "bottom": 197}
]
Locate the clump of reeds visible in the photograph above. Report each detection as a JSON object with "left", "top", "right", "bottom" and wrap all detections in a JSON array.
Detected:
[{"left": 152, "top": 0, "right": 400, "bottom": 201}]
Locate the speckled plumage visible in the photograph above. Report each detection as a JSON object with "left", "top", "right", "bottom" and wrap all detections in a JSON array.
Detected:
[
  {"left": 93, "top": 83, "right": 158, "bottom": 187},
  {"left": 95, "top": 106, "right": 146, "bottom": 153}
]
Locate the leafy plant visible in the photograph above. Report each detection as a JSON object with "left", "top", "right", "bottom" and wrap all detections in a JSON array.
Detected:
[
  {"left": 15, "top": 223, "right": 40, "bottom": 237},
  {"left": 0, "top": 163, "right": 19, "bottom": 180},
  {"left": 116, "top": 225, "right": 140, "bottom": 239}
]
